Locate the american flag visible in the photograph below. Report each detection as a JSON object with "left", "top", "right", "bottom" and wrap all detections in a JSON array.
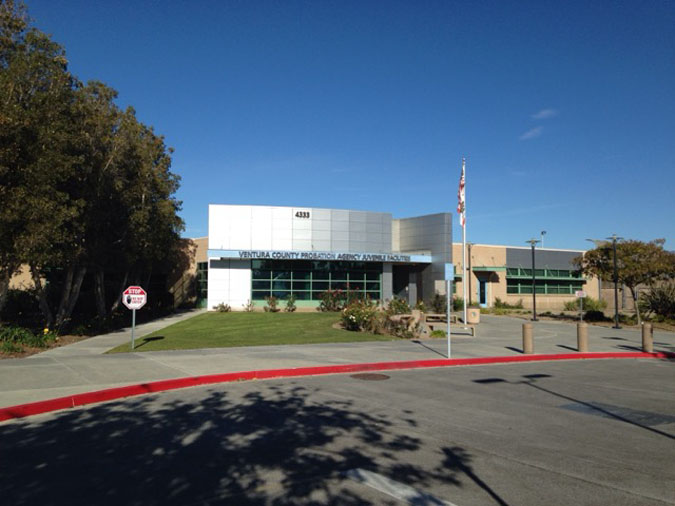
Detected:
[{"left": 457, "top": 160, "right": 465, "bottom": 227}]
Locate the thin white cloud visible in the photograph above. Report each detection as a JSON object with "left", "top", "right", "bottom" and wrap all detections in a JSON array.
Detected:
[
  {"left": 531, "top": 108, "right": 558, "bottom": 120},
  {"left": 519, "top": 126, "right": 543, "bottom": 140}
]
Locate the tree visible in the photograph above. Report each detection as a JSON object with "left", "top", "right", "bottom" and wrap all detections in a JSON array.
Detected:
[
  {"left": 0, "top": 0, "right": 83, "bottom": 325},
  {"left": 1, "top": 1, "right": 185, "bottom": 330},
  {"left": 574, "top": 239, "right": 675, "bottom": 324}
]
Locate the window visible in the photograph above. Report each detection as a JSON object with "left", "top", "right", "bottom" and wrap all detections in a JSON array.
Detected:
[
  {"left": 196, "top": 262, "right": 208, "bottom": 301},
  {"left": 251, "top": 260, "right": 382, "bottom": 301},
  {"left": 507, "top": 279, "right": 584, "bottom": 294}
]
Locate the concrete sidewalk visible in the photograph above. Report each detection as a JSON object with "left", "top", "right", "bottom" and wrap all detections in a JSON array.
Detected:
[{"left": 0, "top": 312, "right": 673, "bottom": 408}]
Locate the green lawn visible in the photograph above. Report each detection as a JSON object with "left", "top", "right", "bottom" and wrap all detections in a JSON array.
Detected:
[{"left": 107, "top": 312, "right": 396, "bottom": 353}]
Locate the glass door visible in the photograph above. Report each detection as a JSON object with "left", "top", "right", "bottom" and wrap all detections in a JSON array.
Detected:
[{"left": 479, "top": 278, "right": 488, "bottom": 307}]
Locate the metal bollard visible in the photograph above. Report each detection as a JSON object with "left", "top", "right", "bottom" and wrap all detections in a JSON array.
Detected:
[
  {"left": 577, "top": 322, "right": 588, "bottom": 352},
  {"left": 522, "top": 323, "right": 533, "bottom": 354},
  {"left": 642, "top": 323, "right": 653, "bottom": 353}
]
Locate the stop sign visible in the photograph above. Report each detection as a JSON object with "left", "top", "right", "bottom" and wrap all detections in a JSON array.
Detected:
[{"left": 122, "top": 286, "right": 147, "bottom": 310}]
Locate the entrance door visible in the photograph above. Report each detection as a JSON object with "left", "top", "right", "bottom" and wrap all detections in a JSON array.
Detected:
[{"left": 478, "top": 278, "right": 488, "bottom": 307}]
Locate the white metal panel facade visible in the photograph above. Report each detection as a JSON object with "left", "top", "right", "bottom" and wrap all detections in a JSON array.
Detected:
[{"left": 207, "top": 259, "right": 252, "bottom": 310}]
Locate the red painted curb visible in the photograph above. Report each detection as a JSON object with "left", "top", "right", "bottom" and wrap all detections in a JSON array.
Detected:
[{"left": 1, "top": 351, "right": 672, "bottom": 422}]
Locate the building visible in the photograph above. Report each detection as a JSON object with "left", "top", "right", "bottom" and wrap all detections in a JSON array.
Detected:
[
  {"left": 202, "top": 204, "right": 600, "bottom": 312},
  {"left": 451, "top": 243, "right": 600, "bottom": 310},
  {"left": 4, "top": 205, "right": 601, "bottom": 314},
  {"left": 205, "top": 204, "right": 452, "bottom": 310}
]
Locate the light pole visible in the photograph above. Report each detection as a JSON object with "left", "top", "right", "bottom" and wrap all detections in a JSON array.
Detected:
[
  {"left": 607, "top": 234, "right": 623, "bottom": 329},
  {"left": 526, "top": 239, "right": 540, "bottom": 321},
  {"left": 540, "top": 230, "right": 546, "bottom": 248},
  {"left": 467, "top": 242, "right": 474, "bottom": 305}
]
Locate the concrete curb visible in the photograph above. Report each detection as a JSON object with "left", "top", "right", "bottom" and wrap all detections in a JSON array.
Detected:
[{"left": 1, "top": 351, "right": 673, "bottom": 422}]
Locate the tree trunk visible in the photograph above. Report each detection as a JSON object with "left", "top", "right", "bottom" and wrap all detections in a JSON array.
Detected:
[
  {"left": 55, "top": 265, "right": 74, "bottom": 325},
  {"left": 109, "top": 271, "right": 129, "bottom": 314},
  {"left": 630, "top": 286, "right": 642, "bottom": 326},
  {"left": 144, "top": 267, "right": 152, "bottom": 293},
  {"left": 30, "top": 264, "right": 53, "bottom": 328},
  {"left": 0, "top": 270, "right": 10, "bottom": 316},
  {"left": 55, "top": 265, "right": 86, "bottom": 330},
  {"left": 94, "top": 269, "right": 106, "bottom": 319}
]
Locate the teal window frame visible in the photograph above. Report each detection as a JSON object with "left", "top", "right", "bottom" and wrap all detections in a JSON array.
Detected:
[
  {"left": 251, "top": 260, "right": 383, "bottom": 301},
  {"left": 196, "top": 262, "right": 208, "bottom": 301}
]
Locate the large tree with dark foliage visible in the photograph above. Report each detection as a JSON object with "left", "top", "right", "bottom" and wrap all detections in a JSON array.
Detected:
[{"left": 0, "top": 1, "right": 185, "bottom": 330}]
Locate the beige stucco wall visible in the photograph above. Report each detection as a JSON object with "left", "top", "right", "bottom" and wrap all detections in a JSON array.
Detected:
[
  {"left": 168, "top": 237, "right": 208, "bottom": 308},
  {"left": 8, "top": 265, "right": 35, "bottom": 290}
]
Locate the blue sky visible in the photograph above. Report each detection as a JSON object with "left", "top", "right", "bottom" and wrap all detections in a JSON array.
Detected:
[{"left": 26, "top": 0, "right": 675, "bottom": 250}]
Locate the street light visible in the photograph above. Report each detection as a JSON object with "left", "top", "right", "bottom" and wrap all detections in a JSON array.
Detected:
[
  {"left": 607, "top": 234, "right": 623, "bottom": 329},
  {"left": 586, "top": 235, "right": 623, "bottom": 329},
  {"left": 540, "top": 230, "right": 547, "bottom": 248},
  {"left": 525, "top": 238, "right": 540, "bottom": 321}
]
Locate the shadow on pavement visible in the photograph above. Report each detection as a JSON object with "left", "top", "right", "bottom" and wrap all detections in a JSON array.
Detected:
[
  {"left": 472, "top": 372, "right": 675, "bottom": 442},
  {"left": 556, "top": 345, "right": 578, "bottom": 352},
  {"left": 412, "top": 340, "right": 447, "bottom": 358},
  {"left": 0, "top": 382, "right": 508, "bottom": 505}
]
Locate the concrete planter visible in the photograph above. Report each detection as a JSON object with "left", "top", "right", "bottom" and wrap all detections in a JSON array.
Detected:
[{"left": 467, "top": 307, "right": 480, "bottom": 324}]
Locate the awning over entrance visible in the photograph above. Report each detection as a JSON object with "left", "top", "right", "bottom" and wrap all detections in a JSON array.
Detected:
[{"left": 472, "top": 266, "right": 507, "bottom": 272}]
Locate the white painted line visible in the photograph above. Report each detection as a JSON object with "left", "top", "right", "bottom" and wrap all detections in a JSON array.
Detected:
[{"left": 345, "top": 468, "right": 458, "bottom": 505}]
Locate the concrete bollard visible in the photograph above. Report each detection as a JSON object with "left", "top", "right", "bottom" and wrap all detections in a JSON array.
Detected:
[
  {"left": 577, "top": 322, "right": 588, "bottom": 352},
  {"left": 522, "top": 323, "right": 533, "bottom": 354},
  {"left": 642, "top": 323, "right": 653, "bottom": 353}
]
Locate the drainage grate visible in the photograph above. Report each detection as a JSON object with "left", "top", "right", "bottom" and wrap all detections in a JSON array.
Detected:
[{"left": 350, "top": 373, "right": 390, "bottom": 381}]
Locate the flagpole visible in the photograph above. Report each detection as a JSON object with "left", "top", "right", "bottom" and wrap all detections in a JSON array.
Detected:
[{"left": 461, "top": 158, "right": 467, "bottom": 325}]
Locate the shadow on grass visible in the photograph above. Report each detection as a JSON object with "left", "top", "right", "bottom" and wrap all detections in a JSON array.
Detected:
[
  {"left": 0, "top": 381, "right": 506, "bottom": 504},
  {"left": 134, "top": 335, "right": 165, "bottom": 350}
]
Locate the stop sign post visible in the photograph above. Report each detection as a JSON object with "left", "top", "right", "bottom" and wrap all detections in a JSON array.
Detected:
[
  {"left": 122, "top": 286, "right": 147, "bottom": 350},
  {"left": 576, "top": 290, "right": 587, "bottom": 321}
]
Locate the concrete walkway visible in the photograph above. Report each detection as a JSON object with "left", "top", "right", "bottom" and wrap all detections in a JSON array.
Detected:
[{"left": 0, "top": 312, "right": 672, "bottom": 408}]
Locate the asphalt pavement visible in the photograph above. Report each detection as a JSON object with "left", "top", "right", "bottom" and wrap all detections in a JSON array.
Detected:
[
  {"left": 0, "top": 311, "right": 673, "bottom": 408},
  {"left": 1, "top": 359, "right": 673, "bottom": 505}
]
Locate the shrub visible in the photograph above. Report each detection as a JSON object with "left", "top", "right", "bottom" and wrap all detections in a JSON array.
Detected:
[
  {"left": 429, "top": 292, "right": 447, "bottom": 313},
  {"left": 386, "top": 297, "right": 410, "bottom": 315},
  {"left": 585, "top": 310, "right": 608, "bottom": 322},
  {"left": 341, "top": 299, "right": 378, "bottom": 331},
  {"left": 318, "top": 289, "right": 345, "bottom": 312},
  {"left": 213, "top": 303, "right": 231, "bottom": 313},
  {"left": 494, "top": 297, "right": 523, "bottom": 309},
  {"left": 284, "top": 294, "right": 297, "bottom": 312},
  {"left": 242, "top": 300, "right": 255, "bottom": 312},
  {"left": 414, "top": 300, "right": 426, "bottom": 312},
  {"left": 0, "top": 325, "right": 55, "bottom": 348},
  {"left": 264, "top": 296, "right": 280, "bottom": 313},
  {"left": 344, "top": 289, "right": 367, "bottom": 307},
  {"left": 452, "top": 297, "right": 464, "bottom": 311},
  {"left": 1, "top": 341, "right": 23, "bottom": 354},
  {"left": 563, "top": 297, "right": 607, "bottom": 312},
  {"left": 640, "top": 282, "right": 675, "bottom": 319},
  {"left": 430, "top": 329, "right": 446, "bottom": 338}
]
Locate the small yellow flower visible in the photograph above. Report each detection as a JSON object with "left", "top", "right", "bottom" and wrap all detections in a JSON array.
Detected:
[{"left": 43, "top": 327, "right": 49, "bottom": 335}]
